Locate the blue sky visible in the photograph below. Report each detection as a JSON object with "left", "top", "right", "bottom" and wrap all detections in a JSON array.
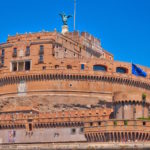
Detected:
[{"left": 0, "top": 0, "right": 150, "bottom": 67}]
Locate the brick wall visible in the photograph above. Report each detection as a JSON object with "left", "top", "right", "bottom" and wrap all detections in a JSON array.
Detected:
[{"left": 0, "top": 128, "right": 86, "bottom": 144}]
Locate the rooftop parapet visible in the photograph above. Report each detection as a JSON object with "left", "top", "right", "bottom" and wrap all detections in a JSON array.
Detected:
[
  {"left": 113, "top": 91, "right": 150, "bottom": 104},
  {"left": 0, "top": 107, "right": 113, "bottom": 122},
  {"left": 6, "top": 31, "right": 57, "bottom": 43},
  {"left": 65, "top": 31, "right": 103, "bottom": 53}
]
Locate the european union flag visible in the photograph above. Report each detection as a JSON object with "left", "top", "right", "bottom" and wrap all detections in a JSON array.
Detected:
[{"left": 132, "top": 63, "right": 147, "bottom": 77}]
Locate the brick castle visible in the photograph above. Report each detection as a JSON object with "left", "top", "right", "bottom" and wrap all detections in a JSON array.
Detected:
[{"left": 0, "top": 24, "right": 150, "bottom": 149}]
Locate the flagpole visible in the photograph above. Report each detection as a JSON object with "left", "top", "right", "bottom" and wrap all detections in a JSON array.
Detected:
[
  {"left": 74, "top": 0, "right": 76, "bottom": 31},
  {"left": 131, "top": 60, "right": 133, "bottom": 78}
]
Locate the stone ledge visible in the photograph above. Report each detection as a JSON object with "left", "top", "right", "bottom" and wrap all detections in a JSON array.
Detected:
[{"left": 0, "top": 142, "right": 150, "bottom": 150}]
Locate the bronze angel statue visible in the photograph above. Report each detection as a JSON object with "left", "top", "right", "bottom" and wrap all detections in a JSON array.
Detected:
[{"left": 59, "top": 12, "right": 72, "bottom": 25}]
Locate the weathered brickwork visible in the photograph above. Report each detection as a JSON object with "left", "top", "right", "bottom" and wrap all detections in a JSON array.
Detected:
[{"left": 0, "top": 107, "right": 112, "bottom": 144}]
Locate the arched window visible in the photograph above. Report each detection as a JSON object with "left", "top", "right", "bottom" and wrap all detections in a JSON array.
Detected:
[
  {"left": 55, "top": 65, "right": 59, "bottom": 69},
  {"left": 116, "top": 67, "right": 128, "bottom": 74},
  {"left": 67, "top": 65, "right": 72, "bottom": 69},
  {"left": 93, "top": 65, "right": 107, "bottom": 72}
]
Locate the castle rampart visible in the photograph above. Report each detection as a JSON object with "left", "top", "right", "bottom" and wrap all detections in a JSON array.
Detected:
[{"left": 84, "top": 120, "right": 150, "bottom": 142}]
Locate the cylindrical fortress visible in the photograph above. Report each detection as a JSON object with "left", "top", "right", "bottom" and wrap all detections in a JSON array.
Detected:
[
  {"left": 0, "top": 29, "right": 150, "bottom": 146},
  {"left": 0, "top": 31, "right": 150, "bottom": 114}
]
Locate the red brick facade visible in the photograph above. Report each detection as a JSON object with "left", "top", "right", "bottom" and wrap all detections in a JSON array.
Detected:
[
  {"left": 0, "top": 31, "right": 150, "bottom": 118},
  {"left": 0, "top": 30, "right": 149, "bottom": 144}
]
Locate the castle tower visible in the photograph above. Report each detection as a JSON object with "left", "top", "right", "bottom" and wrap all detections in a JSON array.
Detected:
[{"left": 113, "top": 92, "right": 150, "bottom": 120}]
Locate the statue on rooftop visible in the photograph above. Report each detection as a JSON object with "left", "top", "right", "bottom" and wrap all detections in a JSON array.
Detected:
[{"left": 59, "top": 12, "right": 72, "bottom": 26}]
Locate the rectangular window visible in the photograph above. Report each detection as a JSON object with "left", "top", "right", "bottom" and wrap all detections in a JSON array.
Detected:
[
  {"left": 11, "top": 60, "right": 31, "bottom": 72},
  {"left": 39, "top": 55, "right": 43, "bottom": 63},
  {"left": 1, "top": 49, "right": 5, "bottom": 57},
  {"left": 26, "top": 46, "right": 30, "bottom": 56},
  {"left": 13, "top": 48, "right": 17, "bottom": 57},
  {"left": 81, "top": 64, "right": 84, "bottom": 70},
  {"left": 40, "top": 55, "right": 43, "bottom": 61},
  {"left": 12, "top": 62, "right": 17, "bottom": 71},
  {"left": 14, "top": 48, "right": 17, "bottom": 54},
  {"left": 39, "top": 45, "right": 44, "bottom": 54},
  {"left": 25, "top": 61, "right": 31, "bottom": 71},
  {"left": 18, "top": 62, "right": 24, "bottom": 71}
]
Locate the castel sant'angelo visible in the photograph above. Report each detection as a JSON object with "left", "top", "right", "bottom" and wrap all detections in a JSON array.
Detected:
[{"left": 0, "top": 12, "right": 150, "bottom": 150}]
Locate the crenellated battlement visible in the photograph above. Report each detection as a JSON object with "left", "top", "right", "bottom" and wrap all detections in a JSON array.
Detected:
[{"left": 0, "top": 107, "right": 112, "bottom": 129}]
